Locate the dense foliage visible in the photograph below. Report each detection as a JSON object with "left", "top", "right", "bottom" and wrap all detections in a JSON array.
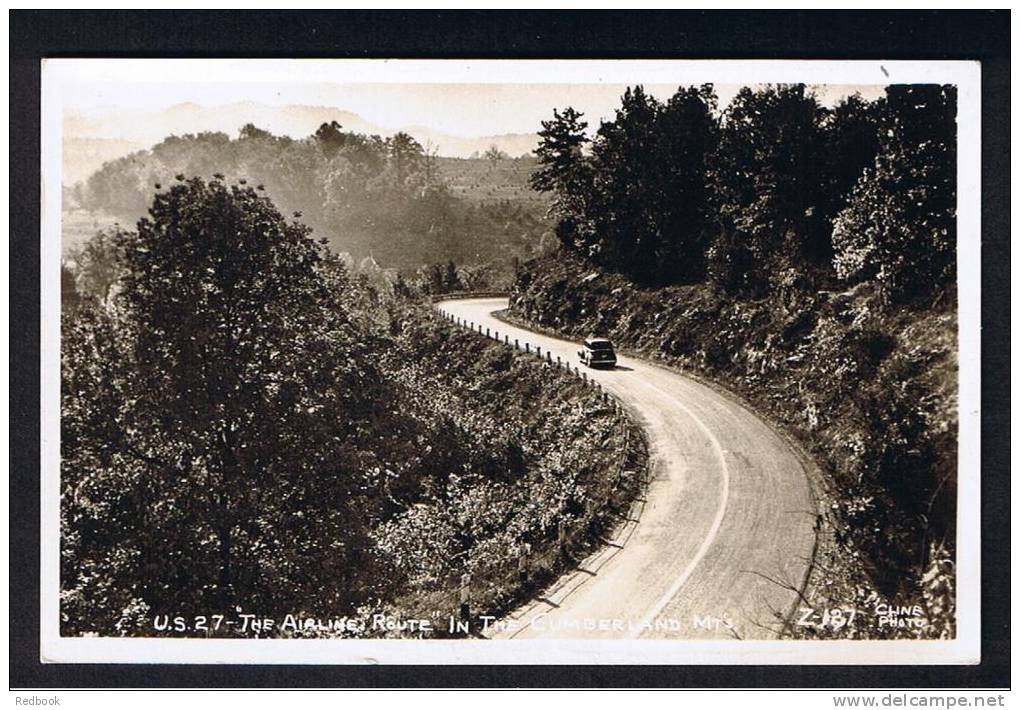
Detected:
[
  {"left": 832, "top": 86, "right": 958, "bottom": 304},
  {"left": 533, "top": 83, "right": 955, "bottom": 305},
  {"left": 517, "top": 83, "right": 959, "bottom": 637},
  {"left": 511, "top": 254, "right": 957, "bottom": 639},
  {"left": 61, "top": 178, "right": 629, "bottom": 637},
  {"left": 534, "top": 89, "right": 719, "bottom": 283},
  {"left": 75, "top": 124, "right": 551, "bottom": 273}
]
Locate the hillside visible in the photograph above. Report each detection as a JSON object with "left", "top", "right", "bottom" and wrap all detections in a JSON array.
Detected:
[
  {"left": 63, "top": 102, "right": 541, "bottom": 181},
  {"left": 436, "top": 156, "right": 549, "bottom": 209},
  {"left": 510, "top": 82, "right": 959, "bottom": 638},
  {"left": 66, "top": 126, "right": 551, "bottom": 273},
  {"left": 511, "top": 250, "right": 957, "bottom": 638},
  {"left": 60, "top": 177, "right": 637, "bottom": 638}
]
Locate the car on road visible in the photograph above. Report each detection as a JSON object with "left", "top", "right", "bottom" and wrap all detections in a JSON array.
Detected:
[{"left": 578, "top": 337, "right": 617, "bottom": 369}]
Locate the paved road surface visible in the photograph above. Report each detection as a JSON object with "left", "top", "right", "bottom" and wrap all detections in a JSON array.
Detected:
[{"left": 435, "top": 297, "right": 817, "bottom": 640}]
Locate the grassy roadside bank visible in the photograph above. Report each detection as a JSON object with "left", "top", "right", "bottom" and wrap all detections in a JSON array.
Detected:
[{"left": 294, "top": 297, "right": 649, "bottom": 638}]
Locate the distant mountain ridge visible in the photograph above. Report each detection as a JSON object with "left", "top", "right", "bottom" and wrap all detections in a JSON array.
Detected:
[{"left": 63, "top": 102, "right": 540, "bottom": 184}]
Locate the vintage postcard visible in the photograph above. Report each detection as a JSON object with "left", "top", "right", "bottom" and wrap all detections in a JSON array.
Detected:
[{"left": 40, "top": 58, "right": 981, "bottom": 665}]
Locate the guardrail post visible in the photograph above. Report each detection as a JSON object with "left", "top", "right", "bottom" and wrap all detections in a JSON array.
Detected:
[
  {"left": 505, "top": 335, "right": 509, "bottom": 345},
  {"left": 525, "top": 343, "right": 530, "bottom": 353},
  {"left": 536, "top": 346, "right": 541, "bottom": 358},
  {"left": 515, "top": 339, "right": 519, "bottom": 349},
  {"left": 556, "top": 356, "right": 561, "bottom": 366},
  {"left": 518, "top": 542, "right": 531, "bottom": 585},
  {"left": 546, "top": 351, "right": 552, "bottom": 363},
  {"left": 459, "top": 573, "right": 471, "bottom": 622},
  {"left": 486, "top": 327, "right": 490, "bottom": 337}
]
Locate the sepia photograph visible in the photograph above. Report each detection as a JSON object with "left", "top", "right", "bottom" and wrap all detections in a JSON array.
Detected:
[{"left": 36, "top": 56, "right": 983, "bottom": 667}]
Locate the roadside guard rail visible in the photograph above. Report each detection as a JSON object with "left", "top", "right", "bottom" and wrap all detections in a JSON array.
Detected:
[{"left": 382, "top": 295, "right": 651, "bottom": 637}]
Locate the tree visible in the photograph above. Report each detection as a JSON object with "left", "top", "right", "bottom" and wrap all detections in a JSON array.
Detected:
[
  {"left": 421, "top": 262, "right": 445, "bottom": 294},
  {"left": 443, "top": 260, "right": 460, "bottom": 292},
  {"left": 532, "top": 87, "right": 718, "bottom": 283},
  {"left": 314, "top": 120, "right": 346, "bottom": 157},
  {"left": 62, "top": 177, "right": 378, "bottom": 631},
  {"left": 530, "top": 107, "right": 591, "bottom": 249},
  {"left": 421, "top": 139, "right": 441, "bottom": 194},
  {"left": 586, "top": 86, "right": 663, "bottom": 276},
  {"left": 61, "top": 262, "right": 83, "bottom": 311},
  {"left": 821, "top": 94, "right": 883, "bottom": 224},
  {"left": 387, "top": 132, "right": 424, "bottom": 186},
  {"left": 710, "top": 84, "right": 828, "bottom": 291},
  {"left": 238, "top": 123, "right": 274, "bottom": 142},
  {"left": 69, "top": 227, "right": 127, "bottom": 305},
  {"left": 641, "top": 84, "right": 719, "bottom": 281},
  {"left": 483, "top": 144, "right": 508, "bottom": 164},
  {"left": 832, "top": 85, "right": 957, "bottom": 304}
]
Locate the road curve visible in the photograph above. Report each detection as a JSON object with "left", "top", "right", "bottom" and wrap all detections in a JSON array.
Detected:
[{"left": 436, "top": 297, "right": 817, "bottom": 640}]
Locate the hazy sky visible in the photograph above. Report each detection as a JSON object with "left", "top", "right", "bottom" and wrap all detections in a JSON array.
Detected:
[
  {"left": 64, "top": 82, "right": 887, "bottom": 138},
  {"left": 52, "top": 59, "right": 891, "bottom": 139}
]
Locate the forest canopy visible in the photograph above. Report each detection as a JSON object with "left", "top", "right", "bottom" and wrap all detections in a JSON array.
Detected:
[
  {"left": 532, "top": 83, "right": 957, "bottom": 304},
  {"left": 74, "top": 123, "right": 550, "bottom": 273}
]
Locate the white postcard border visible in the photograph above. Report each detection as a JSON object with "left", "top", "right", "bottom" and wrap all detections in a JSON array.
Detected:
[{"left": 40, "top": 58, "right": 982, "bottom": 666}]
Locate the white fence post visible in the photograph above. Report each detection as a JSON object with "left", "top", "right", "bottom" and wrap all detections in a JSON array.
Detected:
[{"left": 459, "top": 573, "right": 471, "bottom": 621}]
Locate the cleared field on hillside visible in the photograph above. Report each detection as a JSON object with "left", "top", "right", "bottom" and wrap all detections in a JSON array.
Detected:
[
  {"left": 61, "top": 209, "right": 127, "bottom": 257},
  {"left": 436, "top": 156, "right": 549, "bottom": 210}
]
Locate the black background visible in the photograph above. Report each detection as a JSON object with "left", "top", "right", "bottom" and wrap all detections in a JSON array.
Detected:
[{"left": 9, "top": 10, "right": 1010, "bottom": 689}]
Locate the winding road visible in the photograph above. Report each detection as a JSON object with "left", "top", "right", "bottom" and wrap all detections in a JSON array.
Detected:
[{"left": 436, "top": 297, "right": 817, "bottom": 640}]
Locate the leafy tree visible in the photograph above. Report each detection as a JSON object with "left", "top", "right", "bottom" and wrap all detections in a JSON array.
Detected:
[
  {"left": 443, "top": 260, "right": 460, "bottom": 292},
  {"left": 314, "top": 120, "right": 346, "bottom": 157},
  {"left": 83, "top": 149, "right": 157, "bottom": 217},
  {"left": 387, "top": 132, "right": 424, "bottom": 186},
  {"left": 62, "top": 177, "right": 380, "bottom": 630},
  {"left": 60, "top": 262, "right": 83, "bottom": 310},
  {"left": 238, "top": 123, "right": 274, "bottom": 142},
  {"left": 483, "top": 144, "right": 508, "bottom": 164},
  {"left": 821, "top": 94, "right": 883, "bottom": 225},
  {"left": 710, "top": 84, "right": 827, "bottom": 291},
  {"left": 641, "top": 84, "right": 718, "bottom": 281},
  {"left": 533, "top": 87, "right": 718, "bottom": 283},
  {"left": 69, "top": 227, "right": 127, "bottom": 305},
  {"left": 421, "top": 262, "right": 445, "bottom": 294},
  {"left": 586, "top": 86, "right": 664, "bottom": 275},
  {"left": 832, "top": 85, "right": 957, "bottom": 304}
]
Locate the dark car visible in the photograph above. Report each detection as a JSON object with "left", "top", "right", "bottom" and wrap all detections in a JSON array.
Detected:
[{"left": 578, "top": 337, "right": 617, "bottom": 368}]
